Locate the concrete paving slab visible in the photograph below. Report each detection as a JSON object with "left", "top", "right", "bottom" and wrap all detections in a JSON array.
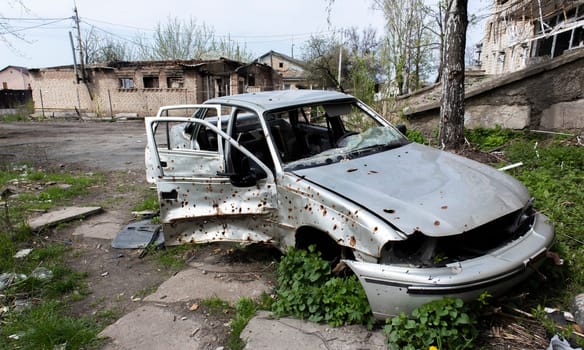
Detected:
[
  {"left": 242, "top": 311, "right": 386, "bottom": 350},
  {"left": 145, "top": 263, "right": 271, "bottom": 304},
  {"left": 99, "top": 305, "right": 216, "bottom": 350},
  {"left": 28, "top": 206, "right": 103, "bottom": 231},
  {"left": 70, "top": 210, "right": 127, "bottom": 240}
]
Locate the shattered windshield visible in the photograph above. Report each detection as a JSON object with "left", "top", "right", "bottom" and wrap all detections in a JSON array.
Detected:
[{"left": 265, "top": 101, "right": 408, "bottom": 171}]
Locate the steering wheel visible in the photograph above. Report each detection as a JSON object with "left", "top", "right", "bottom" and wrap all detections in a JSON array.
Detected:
[{"left": 335, "top": 131, "right": 359, "bottom": 147}]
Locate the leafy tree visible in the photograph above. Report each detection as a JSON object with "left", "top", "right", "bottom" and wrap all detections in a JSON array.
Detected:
[
  {"left": 302, "top": 27, "right": 380, "bottom": 102},
  {"left": 136, "top": 16, "right": 253, "bottom": 62},
  {"left": 83, "top": 27, "right": 135, "bottom": 64},
  {"left": 374, "top": 0, "right": 435, "bottom": 95},
  {"left": 302, "top": 32, "right": 347, "bottom": 91},
  {"left": 344, "top": 27, "right": 379, "bottom": 105}
]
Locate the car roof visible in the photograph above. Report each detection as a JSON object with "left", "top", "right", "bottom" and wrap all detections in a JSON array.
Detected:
[{"left": 204, "top": 90, "right": 355, "bottom": 112}]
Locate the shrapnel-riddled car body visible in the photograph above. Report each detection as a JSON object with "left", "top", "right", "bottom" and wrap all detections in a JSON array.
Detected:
[{"left": 144, "top": 90, "right": 554, "bottom": 318}]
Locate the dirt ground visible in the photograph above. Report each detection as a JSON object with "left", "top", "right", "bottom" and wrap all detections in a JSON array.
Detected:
[{"left": 0, "top": 119, "right": 281, "bottom": 348}]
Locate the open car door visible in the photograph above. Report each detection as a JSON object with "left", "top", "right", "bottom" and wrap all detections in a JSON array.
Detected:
[{"left": 144, "top": 106, "right": 277, "bottom": 245}]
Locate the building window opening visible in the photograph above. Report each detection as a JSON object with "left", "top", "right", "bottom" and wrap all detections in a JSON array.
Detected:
[
  {"left": 143, "top": 76, "right": 159, "bottom": 89},
  {"left": 248, "top": 75, "right": 255, "bottom": 87},
  {"left": 279, "top": 62, "right": 284, "bottom": 68},
  {"left": 167, "top": 77, "right": 184, "bottom": 88},
  {"left": 554, "top": 31, "right": 571, "bottom": 57},
  {"left": 572, "top": 27, "right": 584, "bottom": 48},
  {"left": 119, "top": 78, "right": 135, "bottom": 89}
]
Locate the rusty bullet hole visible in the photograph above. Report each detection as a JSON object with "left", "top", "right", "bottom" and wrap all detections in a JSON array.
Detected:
[
  {"left": 383, "top": 209, "right": 396, "bottom": 214},
  {"left": 369, "top": 170, "right": 378, "bottom": 174},
  {"left": 349, "top": 236, "right": 356, "bottom": 247},
  {"left": 333, "top": 224, "right": 338, "bottom": 230},
  {"left": 258, "top": 203, "right": 262, "bottom": 207},
  {"left": 434, "top": 220, "right": 440, "bottom": 226},
  {"left": 347, "top": 168, "right": 358, "bottom": 172},
  {"left": 304, "top": 205, "right": 309, "bottom": 210},
  {"left": 441, "top": 205, "right": 448, "bottom": 209},
  {"left": 212, "top": 203, "right": 219, "bottom": 208},
  {"left": 373, "top": 226, "right": 378, "bottom": 232},
  {"left": 288, "top": 208, "right": 293, "bottom": 212}
]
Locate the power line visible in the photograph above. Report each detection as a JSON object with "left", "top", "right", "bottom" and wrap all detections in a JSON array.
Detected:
[
  {"left": 0, "top": 18, "right": 70, "bottom": 35},
  {"left": 2, "top": 17, "right": 71, "bottom": 21}
]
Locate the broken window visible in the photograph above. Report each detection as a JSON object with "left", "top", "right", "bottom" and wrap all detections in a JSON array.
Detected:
[
  {"left": 119, "top": 78, "right": 135, "bottom": 89},
  {"left": 248, "top": 75, "right": 255, "bottom": 87},
  {"left": 166, "top": 77, "right": 184, "bottom": 89},
  {"left": 143, "top": 76, "right": 159, "bottom": 89},
  {"left": 572, "top": 27, "right": 584, "bottom": 48}
]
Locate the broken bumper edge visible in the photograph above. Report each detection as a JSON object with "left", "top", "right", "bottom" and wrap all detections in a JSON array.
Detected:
[{"left": 345, "top": 213, "right": 555, "bottom": 319}]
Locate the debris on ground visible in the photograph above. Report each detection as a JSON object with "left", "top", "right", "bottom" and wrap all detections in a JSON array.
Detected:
[
  {"left": 28, "top": 206, "right": 103, "bottom": 231},
  {"left": 30, "top": 267, "right": 53, "bottom": 280},
  {"left": 111, "top": 220, "right": 164, "bottom": 249},
  {"left": 574, "top": 294, "right": 584, "bottom": 331},
  {"left": 0, "top": 273, "right": 27, "bottom": 291},
  {"left": 13, "top": 248, "right": 32, "bottom": 259},
  {"left": 546, "top": 335, "right": 582, "bottom": 350}
]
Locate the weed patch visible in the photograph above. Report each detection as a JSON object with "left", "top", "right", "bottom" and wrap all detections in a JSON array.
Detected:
[
  {"left": 272, "top": 246, "right": 374, "bottom": 327},
  {"left": 384, "top": 297, "right": 478, "bottom": 350},
  {"left": 132, "top": 191, "right": 159, "bottom": 212},
  {"left": 0, "top": 164, "right": 103, "bottom": 349},
  {"left": 229, "top": 298, "right": 257, "bottom": 350},
  {"left": 0, "top": 301, "right": 101, "bottom": 350}
]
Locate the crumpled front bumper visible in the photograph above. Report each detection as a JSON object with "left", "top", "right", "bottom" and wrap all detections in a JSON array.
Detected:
[{"left": 345, "top": 213, "right": 555, "bottom": 319}]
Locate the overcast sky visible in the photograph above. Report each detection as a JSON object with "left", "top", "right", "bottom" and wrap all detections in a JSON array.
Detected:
[{"left": 0, "top": 0, "right": 490, "bottom": 69}]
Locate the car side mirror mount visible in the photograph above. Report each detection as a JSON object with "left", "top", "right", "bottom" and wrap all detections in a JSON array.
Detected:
[{"left": 396, "top": 124, "right": 407, "bottom": 135}]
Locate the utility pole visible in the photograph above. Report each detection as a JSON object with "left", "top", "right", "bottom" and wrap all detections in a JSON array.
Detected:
[
  {"left": 337, "top": 32, "right": 343, "bottom": 90},
  {"left": 73, "top": 5, "right": 86, "bottom": 83}
]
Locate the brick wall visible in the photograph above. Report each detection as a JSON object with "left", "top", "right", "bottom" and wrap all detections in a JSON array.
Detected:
[{"left": 30, "top": 67, "right": 204, "bottom": 117}]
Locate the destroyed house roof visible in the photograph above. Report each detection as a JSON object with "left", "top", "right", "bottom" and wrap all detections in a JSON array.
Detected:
[
  {"left": 255, "top": 50, "right": 306, "bottom": 67},
  {"left": 493, "top": 0, "right": 584, "bottom": 20}
]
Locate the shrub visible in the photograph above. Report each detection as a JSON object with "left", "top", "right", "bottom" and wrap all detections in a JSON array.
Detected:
[
  {"left": 271, "top": 246, "right": 374, "bottom": 327},
  {"left": 384, "top": 297, "right": 478, "bottom": 350}
]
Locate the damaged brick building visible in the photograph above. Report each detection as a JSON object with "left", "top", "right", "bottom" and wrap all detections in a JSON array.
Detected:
[
  {"left": 28, "top": 58, "right": 282, "bottom": 117},
  {"left": 481, "top": 0, "right": 584, "bottom": 74},
  {"left": 396, "top": 0, "right": 584, "bottom": 131}
]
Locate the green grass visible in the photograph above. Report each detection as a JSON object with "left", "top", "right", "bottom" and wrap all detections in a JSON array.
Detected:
[
  {"left": 145, "top": 244, "right": 195, "bottom": 269},
  {"left": 0, "top": 301, "right": 101, "bottom": 350},
  {"left": 504, "top": 136, "right": 584, "bottom": 306},
  {"left": 202, "top": 296, "right": 233, "bottom": 315},
  {"left": 0, "top": 112, "right": 29, "bottom": 122},
  {"left": 132, "top": 191, "right": 159, "bottom": 212},
  {"left": 0, "top": 164, "right": 104, "bottom": 350},
  {"left": 229, "top": 298, "right": 257, "bottom": 350}
]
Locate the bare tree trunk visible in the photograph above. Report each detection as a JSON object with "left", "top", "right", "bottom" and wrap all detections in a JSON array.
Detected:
[{"left": 439, "top": 0, "right": 468, "bottom": 150}]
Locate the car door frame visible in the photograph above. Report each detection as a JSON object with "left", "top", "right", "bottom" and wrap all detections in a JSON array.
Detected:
[{"left": 144, "top": 109, "right": 278, "bottom": 245}]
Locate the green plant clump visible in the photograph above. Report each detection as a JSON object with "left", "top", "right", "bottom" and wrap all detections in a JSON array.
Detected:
[
  {"left": 0, "top": 301, "right": 101, "bottom": 350},
  {"left": 271, "top": 246, "right": 374, "bottom": 327},
  {"left": 406, "top": 128, "right": 429, "bottom": 145},
  {"left": 229, "top": 297, "right": 257, "bottom": 350},
  {"left": 465, "top": 125, "right": 521, "bottom": 150},
  {"left": 384, "top": 297, "right": 478, "bottom": 350}
]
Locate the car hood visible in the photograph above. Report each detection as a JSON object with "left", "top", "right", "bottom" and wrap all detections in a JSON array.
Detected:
[{"left": 292, "top": 142, "right": 530, "bottom": 237}]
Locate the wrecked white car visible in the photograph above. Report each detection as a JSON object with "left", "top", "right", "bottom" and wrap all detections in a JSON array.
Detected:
[{"left": 144, "top": 90, "right": 554, "bottom": 318}]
